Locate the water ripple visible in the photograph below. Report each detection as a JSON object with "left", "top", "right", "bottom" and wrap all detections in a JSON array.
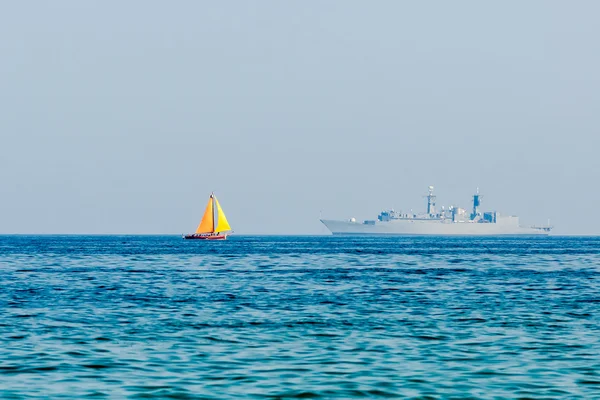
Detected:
[{"left": 0, "top": 235, "right": 599, "bottom": 398}]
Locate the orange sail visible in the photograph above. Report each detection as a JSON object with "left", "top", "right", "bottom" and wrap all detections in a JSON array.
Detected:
[
  {"left": 214, "top": 197, "right": 232, "bottom": 232},
  {"left": 195, "top": 196, "right": 215, "bottom": 233}
]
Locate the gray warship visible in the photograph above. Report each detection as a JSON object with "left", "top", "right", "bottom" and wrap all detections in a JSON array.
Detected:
[{"left": 320, "top": 187, "right": 552, "bottom": 236}]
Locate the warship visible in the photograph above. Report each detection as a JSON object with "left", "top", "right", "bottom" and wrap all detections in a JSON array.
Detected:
[{"left": 320, "top": 187, "right": 552, "bottom": 236}]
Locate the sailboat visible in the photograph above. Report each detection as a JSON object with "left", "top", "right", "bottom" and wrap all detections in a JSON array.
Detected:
[{"left": 184, "top": 193, "right": 232, "bottom": 240}]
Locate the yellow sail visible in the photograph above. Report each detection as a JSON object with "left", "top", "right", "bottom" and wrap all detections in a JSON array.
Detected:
[
  {"left": 195, "top": 196, "right": 215, "bottom": 233},
  {"left": 214, "top": 197, "right": 232, "bottom": 232}
]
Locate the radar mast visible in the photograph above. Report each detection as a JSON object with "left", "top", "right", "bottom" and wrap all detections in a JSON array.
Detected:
[
  {"left": 426, "top": 186, "right": 436, "bottom": 216},
  {"left": 471, "top": 188, "right": 482, "bottom": 220}
]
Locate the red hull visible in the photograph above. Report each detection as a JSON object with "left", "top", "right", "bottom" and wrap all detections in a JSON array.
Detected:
[{"left": 184, "top": 234, "right": 227, "bottom": 240}]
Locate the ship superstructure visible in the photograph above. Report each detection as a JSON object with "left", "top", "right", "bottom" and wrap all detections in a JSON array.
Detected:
[{"left": 320, "top": 187, "right": 552, "bottom": 236}]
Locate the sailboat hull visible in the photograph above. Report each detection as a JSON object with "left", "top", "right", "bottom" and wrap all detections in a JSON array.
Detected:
[{"left": 183, "top": 234, "right": 227, "bottom": 240}]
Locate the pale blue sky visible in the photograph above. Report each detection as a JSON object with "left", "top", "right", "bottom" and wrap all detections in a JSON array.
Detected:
[{"left": 1, "top": 1, "right": 599, "bottom": 234}]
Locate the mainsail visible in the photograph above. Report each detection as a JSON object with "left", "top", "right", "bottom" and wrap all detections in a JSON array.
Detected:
[{"left": 195, "top": 196, "right": 215, "bottom": 234}]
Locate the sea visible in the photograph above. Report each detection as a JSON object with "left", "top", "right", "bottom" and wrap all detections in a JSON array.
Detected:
[{"left": 0, "top": 235, "right": 598, "bottom": 399}]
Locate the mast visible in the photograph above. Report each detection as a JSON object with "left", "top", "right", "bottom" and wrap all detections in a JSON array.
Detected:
[
  {"left": 426, "top": 186, "right": 436, "bottom": 215},
  {"left": 211, "top": 193, "right": 216, "bottom": 233},
  {"left": 471, "top": 188, "right": 481, "bottom": 220}
]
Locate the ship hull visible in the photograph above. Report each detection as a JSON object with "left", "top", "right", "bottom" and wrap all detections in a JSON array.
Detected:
[
  {"left": 183, "top": 234, "right": 227, "bottom": 240},
  {"left": 320, "top": 219, "right": 549, "bottom": 236}
]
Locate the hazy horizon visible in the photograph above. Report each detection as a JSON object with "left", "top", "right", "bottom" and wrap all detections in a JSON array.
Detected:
[{"left": 1, "top": 1, "right": 599, "bottom": 235}]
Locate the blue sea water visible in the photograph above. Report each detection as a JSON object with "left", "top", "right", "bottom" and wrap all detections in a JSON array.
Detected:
[{"left": 0, "top": 235, "right": 599, "bottom": 399}]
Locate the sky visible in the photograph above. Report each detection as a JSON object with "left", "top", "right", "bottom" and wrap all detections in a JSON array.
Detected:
[{"left": 1, "top": 1, "right": 599, "bottom": 235}]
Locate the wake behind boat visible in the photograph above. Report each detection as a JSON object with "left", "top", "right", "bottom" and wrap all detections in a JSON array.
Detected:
[{"left": 184, "top": 193, "right": 232, "bottom": 240}]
